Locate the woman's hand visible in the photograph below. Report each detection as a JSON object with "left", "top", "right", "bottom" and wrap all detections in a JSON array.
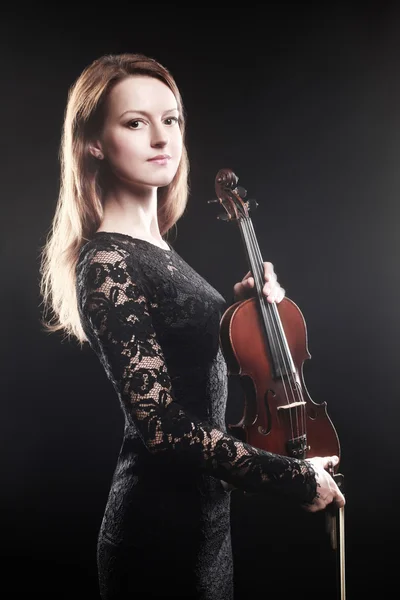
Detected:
[
  {"left": 304, "top": 455, "right": 346, "bottom": 512},
  {"left": 233, "top": 262, "right": 285, "bottom": 304}
]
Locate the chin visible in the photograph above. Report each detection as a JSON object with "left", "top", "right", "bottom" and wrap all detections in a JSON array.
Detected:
[
  {"left": 115, "top": 171, "right": 176, "bottom": 190},
  {"left": 155, "top": 174, "right": 176, "bottom": 187},
  {"left": 149, "top": 169, "right": 178, "bottom": 188}
]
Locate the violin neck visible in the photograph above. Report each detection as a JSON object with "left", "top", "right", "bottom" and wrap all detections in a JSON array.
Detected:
[{"left": 238, "top": 217, "right": 296, "bottom": 380}]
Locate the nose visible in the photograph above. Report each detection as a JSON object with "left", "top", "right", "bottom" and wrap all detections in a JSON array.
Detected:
[{"left": 151, "top": 122, "right": 168, "bottom": 148}]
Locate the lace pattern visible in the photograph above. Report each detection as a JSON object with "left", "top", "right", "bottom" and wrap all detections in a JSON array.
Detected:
[{"left": 76, "top": 232, "right": 317, "bottom": 504}]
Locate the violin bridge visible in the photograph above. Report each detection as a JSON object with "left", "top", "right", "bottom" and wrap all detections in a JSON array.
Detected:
[{"left": 277, "top": 401, "right": 306, "bottom": 410}]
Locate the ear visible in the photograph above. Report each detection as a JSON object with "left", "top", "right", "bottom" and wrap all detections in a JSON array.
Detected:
[{"left": 88, "top": 142, "right": 104, "bottom": 160}]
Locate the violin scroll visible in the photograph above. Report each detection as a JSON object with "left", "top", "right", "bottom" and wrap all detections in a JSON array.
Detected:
[{"left": 212, "top": 168, "right": 251, "bottom": 222}]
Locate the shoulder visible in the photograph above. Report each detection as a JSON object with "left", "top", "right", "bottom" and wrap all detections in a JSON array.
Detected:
[
  {"left": 78, "top": 235, "right": 129, "bottom": 264},
  {"left": 76, "top": 235, "right": 152, "bottom": 298},
  {"left": 77, "top": 235, "right": 145, "bottom": 282}
]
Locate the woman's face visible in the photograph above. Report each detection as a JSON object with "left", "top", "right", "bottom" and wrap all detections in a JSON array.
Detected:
[{"left": 97, "top": 75, "right": 183, "bottom": 189}]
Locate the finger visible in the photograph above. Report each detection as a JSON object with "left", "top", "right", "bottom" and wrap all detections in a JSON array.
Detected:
[
  {"left": 241, "top": 270, "right": 251, "bottom": 282},
  {"left": 323, "top": 455, "right": 339, "bottom": 470},
  {"left": 335, "top": 490, "right": 346, "bottom": 508},
  {"left": 320, "top": 494, "right": 332, "bottom": 506},
  {"left": 327, "top": 476, "right": 345, "bottom": 508},
  {"left": 263, "top": 262, "right": 277, "bottom": 282},
  {"left": 263, "top": 283, "right": 284, "bottom": 304},
  {"left": 327, "top": 473, "right": 346, "bottom": 508},
  {"left": 263, "top": 281, "right": 271, "bottom": 296},
  {"left": 276, "top": 287, "right": 286, "bottom": 303},
  {"left": 264, "top": 286, "right": 277, "bottom": 303}
]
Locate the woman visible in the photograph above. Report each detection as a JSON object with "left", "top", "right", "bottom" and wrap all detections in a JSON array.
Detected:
[{"left": 39, "top": 53, "right": 344, "bottom": 600}]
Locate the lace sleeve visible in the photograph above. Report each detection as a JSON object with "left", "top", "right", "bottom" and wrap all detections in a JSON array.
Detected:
[{"left": 78, "top": 247, "right": 318, "bottom": 505}]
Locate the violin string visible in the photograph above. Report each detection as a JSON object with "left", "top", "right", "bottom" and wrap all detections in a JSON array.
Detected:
[
  {"left": 243, "top": 219, "right": 296, "bottom": 399},
  {"left": 246, "top": 217, "right": 306, "bottom": 446},
  {"left": 267, "top": 286, "right": 307, "bottom": 443},
  {"left": 264, "top": 276, "right": 307, "bottom": 445},
  {"left": 244, "top": 217, "right": 307, "bottom": 447},
  {"left": 240, "top": 217, "right": 295, "bottom": 437}
]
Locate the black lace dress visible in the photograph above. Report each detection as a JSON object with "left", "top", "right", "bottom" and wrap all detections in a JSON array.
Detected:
[{"left": 75, "top": 231, "right": 318, "bottom": 600}]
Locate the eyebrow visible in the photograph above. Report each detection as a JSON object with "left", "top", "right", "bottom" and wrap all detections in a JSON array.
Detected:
[{"left": 120, "top": 108, "right": 179, "bottom": 118}]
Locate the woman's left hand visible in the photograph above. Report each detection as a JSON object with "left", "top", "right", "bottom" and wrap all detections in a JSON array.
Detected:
[{"left": 233, "top": 262, "right": 285, "bottom": 304}]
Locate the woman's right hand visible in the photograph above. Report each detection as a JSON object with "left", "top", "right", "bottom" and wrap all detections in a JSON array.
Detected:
[{"left": 304, "top": 455, "right": 345, "bottom": 512}]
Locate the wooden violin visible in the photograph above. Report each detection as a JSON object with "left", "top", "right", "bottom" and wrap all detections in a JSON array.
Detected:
[{"left": 209, "top": 167, "right": 346, "bottom": 600}]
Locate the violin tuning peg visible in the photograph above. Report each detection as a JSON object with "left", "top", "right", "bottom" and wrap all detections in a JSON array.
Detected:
[
  {"left": 217, "top": 213, "right": 230, "bottom": 221},
  {"left": 247, "top": 198, "right": 258, "bottom": 211},
  {"left": 208, "top": 199, "right": 219, "bottom": 204},
  {"left": 236, "top": 186, "right": 247, "bottom": 198}
]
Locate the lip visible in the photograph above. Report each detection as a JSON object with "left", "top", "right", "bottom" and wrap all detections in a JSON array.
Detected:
[{"left": 148, "top": 154, "right": 171, "bottom": 162}]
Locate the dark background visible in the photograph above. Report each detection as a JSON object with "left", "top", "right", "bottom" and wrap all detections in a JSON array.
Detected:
[{"left": 2, "top": 2, "right": 399, "bottom": 598}]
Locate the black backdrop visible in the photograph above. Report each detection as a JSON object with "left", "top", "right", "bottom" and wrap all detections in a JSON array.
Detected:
[{"left": 2, "top": 3, "right": 399, "bottom": 598}]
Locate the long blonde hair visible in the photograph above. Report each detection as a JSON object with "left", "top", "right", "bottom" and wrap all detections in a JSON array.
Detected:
[{"left": 39, "top": 53, "right": 190, "bottom": 346}]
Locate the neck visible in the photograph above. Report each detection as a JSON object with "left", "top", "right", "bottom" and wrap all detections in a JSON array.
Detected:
[{"left": 100, "top": 182, "right": 163, "bottom": 242}]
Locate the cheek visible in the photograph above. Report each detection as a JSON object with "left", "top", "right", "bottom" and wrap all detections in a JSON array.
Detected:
[
  {"left": 173, "top": 130, "right": 183, "bottom": 159},
  {"left": 104, "top": 130, "right": 142, "bottom": 161}
]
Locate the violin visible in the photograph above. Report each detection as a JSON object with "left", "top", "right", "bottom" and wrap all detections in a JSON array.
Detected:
[{"left": 209, "top": 167, "right": 346, "bottom": 600}]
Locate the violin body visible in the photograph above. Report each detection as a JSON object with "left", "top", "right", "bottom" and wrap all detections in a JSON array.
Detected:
[{"left": 220, "top": 295, "right": 341, "bottom": 460}]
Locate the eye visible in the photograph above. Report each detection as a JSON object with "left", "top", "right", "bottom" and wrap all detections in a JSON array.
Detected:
[
  {"left": 127, "top": 119, "right": 145, "bottom": 129},
  {"left": 164, "top": 116, "right": 180, "bottom": 126}
]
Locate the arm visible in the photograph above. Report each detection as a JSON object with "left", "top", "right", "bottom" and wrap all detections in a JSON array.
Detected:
[{"left": 77, "top": 246, "right": 317, "bottom": 505}]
